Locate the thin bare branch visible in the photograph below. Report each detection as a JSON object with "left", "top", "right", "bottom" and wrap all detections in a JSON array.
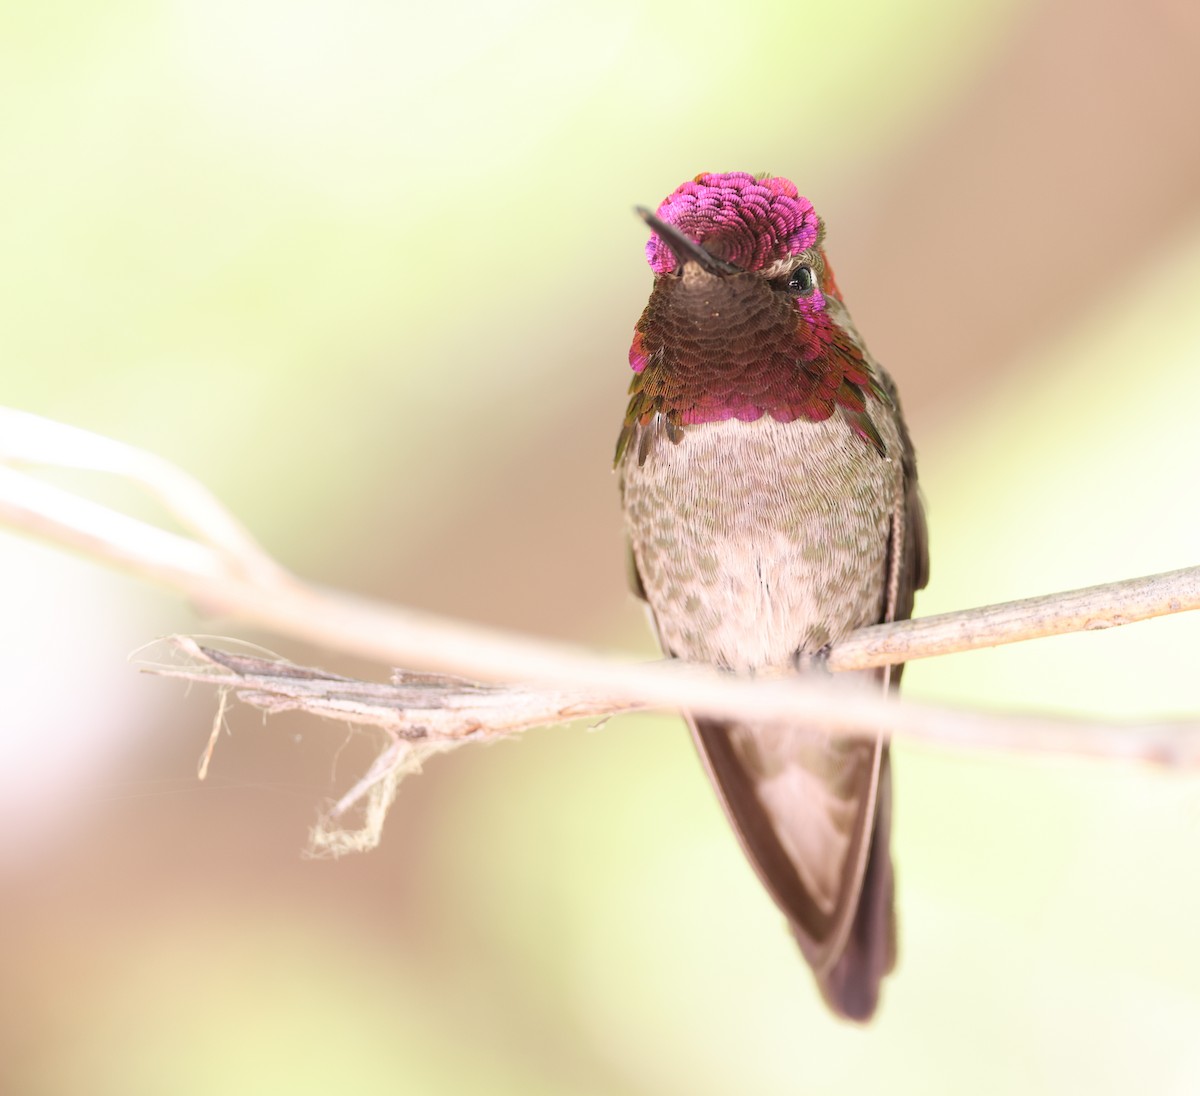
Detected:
[
  {"left": 830, "top": 566, "right": 1200, "bottom": 671},
  {"left": 147, "top": 639, "right": 1200, "bottom": 768},
  {"left": 0, "top": 407, "right": 283, "bottom": 584},
  {"left": 141, "top": 637, "right": 1200, "bottom": 854},
  {"left": 5, "top": 406, "right": 1199, "bottom": 855}
]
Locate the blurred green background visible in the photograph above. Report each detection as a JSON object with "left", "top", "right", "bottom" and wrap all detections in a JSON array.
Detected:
[{"left": 3, "top": 0, "right": 1200, "bottom": 1092}]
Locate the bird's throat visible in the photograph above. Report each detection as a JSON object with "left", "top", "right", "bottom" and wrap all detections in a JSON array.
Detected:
[{"left": 624, "top": 275, "right": 880, "bottom": 434}]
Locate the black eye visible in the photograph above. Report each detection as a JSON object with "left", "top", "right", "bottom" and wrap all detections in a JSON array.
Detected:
[{"left": 787, "top": 265, "right": 815, "bottom": 295}]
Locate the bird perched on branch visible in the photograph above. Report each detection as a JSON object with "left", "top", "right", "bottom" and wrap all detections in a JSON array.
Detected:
[{"left": 616, "top": 171, "right": 928, "bottom": 1021}]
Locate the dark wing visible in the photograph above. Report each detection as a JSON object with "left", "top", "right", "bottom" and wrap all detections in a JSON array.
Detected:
[
  {"left": 879, "top": 363, "right": 929, "bottom": 631},
  {"left": 811, "top": 363, "right": 927, "bottom": 1017}
]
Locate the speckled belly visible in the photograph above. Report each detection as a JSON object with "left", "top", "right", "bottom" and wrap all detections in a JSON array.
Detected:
[{"left": 619, "top": 411, "right": 902, "bottom": 671}]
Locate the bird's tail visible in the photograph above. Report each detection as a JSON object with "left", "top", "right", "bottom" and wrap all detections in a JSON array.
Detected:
[
  {"left": 808, "top": 750, "right": 896, "bottom": 1021},
  {"left": 691, "top": 717, "right": 896, "bottom": 1022}
]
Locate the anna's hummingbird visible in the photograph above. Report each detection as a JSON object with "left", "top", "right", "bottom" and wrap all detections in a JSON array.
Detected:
[{"left": 616, "top": 172, "right": 928, "bottom": 1021}]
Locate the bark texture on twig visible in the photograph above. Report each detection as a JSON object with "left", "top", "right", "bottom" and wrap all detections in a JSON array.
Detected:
[{"left": 829, "top": 567, "right": 1200, "bottom": 670}]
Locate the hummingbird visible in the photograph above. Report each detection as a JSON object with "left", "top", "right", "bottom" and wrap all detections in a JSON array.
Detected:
[{"left": 615, "top": 172, "right": 928, "bottom": 1021}]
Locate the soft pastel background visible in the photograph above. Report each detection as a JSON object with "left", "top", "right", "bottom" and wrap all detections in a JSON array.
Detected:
[{"left": 3, "top": 1, "right": 1200, "bottom": 1092}]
